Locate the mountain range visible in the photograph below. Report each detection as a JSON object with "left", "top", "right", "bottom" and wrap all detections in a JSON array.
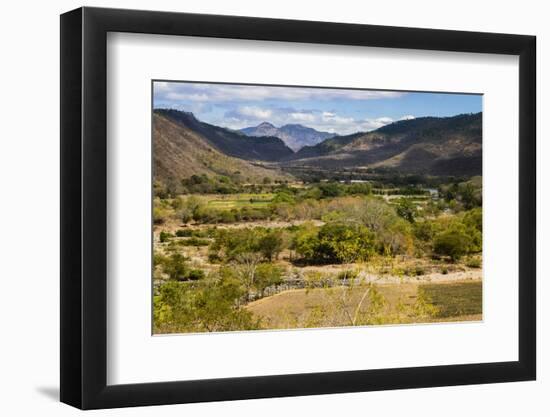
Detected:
[
  {"left": 240, "top": 122, "right": 337, "bottom": 151},
  {"left": 283, "top": 112, "right": 482, "bottom": 176},
  {"left": 153, "top": 109, "right": 482, "bottom": 185}
]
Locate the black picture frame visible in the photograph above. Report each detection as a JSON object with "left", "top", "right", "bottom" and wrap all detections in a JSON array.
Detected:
[{"left": 60, "top": 6, "right": 536, "bottom": 410}]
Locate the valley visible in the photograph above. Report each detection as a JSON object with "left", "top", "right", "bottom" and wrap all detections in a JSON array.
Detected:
[{"left": 152, "top": 107, "right": 483, "bottom": 334}]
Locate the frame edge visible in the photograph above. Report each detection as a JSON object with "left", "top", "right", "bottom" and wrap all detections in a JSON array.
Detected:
[
  {"left": 60, "top": 7, "right": 84, "bottom": 409},
  {"left": 61, "top": 6, "right": 537, "bottom": 409}
]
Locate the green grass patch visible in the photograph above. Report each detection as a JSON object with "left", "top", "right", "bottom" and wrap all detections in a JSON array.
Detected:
[
  {"left": 205, "top": 193, "right": 274, "bottom": 210},
  {"left": 419, "top": 281, "right": 482, "bottom": 318}
]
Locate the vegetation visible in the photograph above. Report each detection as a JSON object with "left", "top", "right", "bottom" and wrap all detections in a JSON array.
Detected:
[{"left": 152, "top": 110, "right": 483, "bottom": 334}]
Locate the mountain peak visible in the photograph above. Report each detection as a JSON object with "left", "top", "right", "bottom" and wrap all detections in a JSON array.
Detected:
[
  {"left": 257, "top": 121, "right": 275, "bottom": 128},
  {"left": 241, "top": 122, "right": 337, "bottom": 151}
]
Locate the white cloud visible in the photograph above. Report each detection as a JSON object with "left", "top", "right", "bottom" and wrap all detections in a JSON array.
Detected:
[
  {"left": 237, "top": 106, "right": 273, "bottom": 119},
  {"left": 154, "top": 82, "right": 406, "bottom": 103},
  {"left": 218, "top": 106, "right": 411, "bottom": 135},
  {"left": 290, "top": 112, "right": 316, "bottom": 123},
  {"left": 153, "top": 82, "right": 418, "bottom": 135}
]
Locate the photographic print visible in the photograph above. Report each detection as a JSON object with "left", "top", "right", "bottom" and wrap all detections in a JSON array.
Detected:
[{"left": 152, "top": 81, "right": 482, "bottom": 335}]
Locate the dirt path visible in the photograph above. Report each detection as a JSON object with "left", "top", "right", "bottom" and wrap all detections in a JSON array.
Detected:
[
  {"left": 156, "top": 218, "right": 325, "bottom": 234},
  {"left": 357, "top": 269, "right": 481, "bottom": 284}
]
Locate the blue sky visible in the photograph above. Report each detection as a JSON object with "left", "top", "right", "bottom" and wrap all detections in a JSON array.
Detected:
[{"left": 153, "top": 81, "right": 482, "bottom": 135}]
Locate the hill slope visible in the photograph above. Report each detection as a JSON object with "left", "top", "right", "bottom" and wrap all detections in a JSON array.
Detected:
[
  {"left": 284, "top": 113, "right": 482, "bottom": 176},
  {"left": 241, "top": 122, "right": 336, "bottom": 151},
  {"left": 153, "top": 114, "right": 292, "bottom": 188},
  {"left": 155, "top": 109, "right": 294, "bottom": 161}
]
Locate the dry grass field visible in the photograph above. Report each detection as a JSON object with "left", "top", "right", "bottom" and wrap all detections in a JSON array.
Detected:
[{"left": 246, "top": 280, "right": 482, "bottom": 330}]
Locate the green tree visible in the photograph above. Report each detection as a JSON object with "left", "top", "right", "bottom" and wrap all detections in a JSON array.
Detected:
[
  {"left": 318, "top": 182, "right": 343, "bottom": 198},
  {"left": 154, "top": 269, "right": 261, "bottom": 333},
  {"left": 162, "top": 253, "right": 188, "bottom": 280},
  {"left": 395, "top": 198, "right": 417, "bottom": 223},
  {"left": 257, "top": 230, "right": 284, "bottom": 261},
  {"left": 433, "top": 226, "right": 471, "bottom": 261},
  {"left": 253, "top": 263, "right": 283, "bottom": 297},
  {"left": 293, "top": 223, "right": 375, "bottom": 264}
]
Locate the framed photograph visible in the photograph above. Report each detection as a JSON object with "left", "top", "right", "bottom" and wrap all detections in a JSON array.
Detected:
[{"left": 60, "top": 6, "right": 536, "bottom": 409}]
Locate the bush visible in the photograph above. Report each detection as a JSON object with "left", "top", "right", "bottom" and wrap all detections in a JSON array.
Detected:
[
  {"left": 253, "top": 263, "right": 283, "bottom": 296},
  {"left": 465, "top": 257, "right": 482, "bottom": 268},
  {"left": 185, "top": 269, "right": 205, "bottom": 281},
  {"left": 175, "top": 229, "right": 193, "bottom": 237},
  {"left": 396, "top": 198, "right": 417, "bottom": 223},
  {"left": 257, "top": 230, "right": 283, "bottom": 261},
  {"left": 405, "top": 264, "right": 426, "bottom": 276},
  {"left": 175, "top": 228, "right": 215, "bottom": 238},
  {"left": 433, "top": 227, "right": 471, "bottom": 261},
  {"left": 153, "top": 269, "right": 261, "bottom": 333},
  {"left": 162, "top": 253, "right": 188, "bottom": 280},
  {"left": 293, "top": 223, "right": 375, "bottom": 264},
  {"left": 159, "top": 231, "right": 173, "bottom": 243},
  {"left": 153, "top": 208, "right": 166, "bottom": 225},
  {"left": 318, "top": 182, "right": 343, "bottom": 198},
  {"left": 336, "top": 269, "right": 359, "bottom": 281}
]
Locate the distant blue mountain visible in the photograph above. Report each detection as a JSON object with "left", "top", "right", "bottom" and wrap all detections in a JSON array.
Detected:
[{"left": 240, "top": 122, "right": 337, "bottom": 151}]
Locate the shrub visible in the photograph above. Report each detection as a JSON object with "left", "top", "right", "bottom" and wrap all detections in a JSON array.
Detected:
[
  {"left": 395, "top": 198, "right": 417, "bottom": 223},
  {"left": 465, "top": 257, "right": 482, "bottom": 268},
  {"left": 185, "top": 269, "right": 205, "bottom": 281},
  {"left": 253, "top": 263, "right": 283, "bottom": 297},
  {"left": 153, "top": 207, "right": 167, "bottom": 225},
  {"left": 293, "top": 223, "right": 375, "bottom": 264},
  {"left": 159, "top": 231, "right": 173, "bottom": 243},
  {"left": 336, "top": 269, "right": 359, "bottom": 281},
  {"left": 162, "top": 253, "right": 188, "bottom": 280},
  {"left": 175, "top": 229, "right": 193, "bottom": 237},
  {"left": 257, "top": 230, "right": 283, "bottom": 261},
  {"left": 433, "top": 226, "right": 472, "bottom": 261}
]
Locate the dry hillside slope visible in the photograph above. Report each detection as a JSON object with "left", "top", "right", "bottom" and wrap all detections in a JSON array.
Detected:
[{"left": 153, "top": 114, "right": 292, "bottom": 187}]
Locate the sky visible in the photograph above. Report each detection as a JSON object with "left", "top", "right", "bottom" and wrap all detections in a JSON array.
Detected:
[{"left": 153, "top": 81, "right": 482, "bottom": 135}]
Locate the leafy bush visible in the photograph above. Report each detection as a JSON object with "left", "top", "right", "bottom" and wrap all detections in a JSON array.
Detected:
[
  {"left": 293, "top": 223, "right": 375, "bottom": 264},
  {"left": 161, "top": 253, "right": 188, "bottom": 280},
  {"left": 175, "top": 229, "right": 193, "bottom": 237},
  {"left": 186, "top": 269, "right": 205, "bottom": 281},
  {"left": 433, "top": 226, "right": 471, "bottom": 261},
  {"left": 153, "top": 269, "right": 261, "bottom": 333},
  {"left": 253, "top": 263, "right": 283, "bottom": 296},
  {"left": 175, "top": 228, "right": 215, "bottom": 238},
  {"left": 465, "top": 257, "right": 482, "bottom": 268},
  {"left": 257, "top": 230, "right": 284, "bottom": 261},
  {"left": 336, "top": 269, "right": 359, "bottom": 281},
  {"left": 209, "top": 228, "right": 285, "bottom": 262},
  {"left": 153, "top": 207, "right": 167, "bottom": 225},
  {"left": 159, "top": 231, "right": 173, "bottom": 243},
  {"left": 395, "top": 198, "right": 417, "bottom": 223}
]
